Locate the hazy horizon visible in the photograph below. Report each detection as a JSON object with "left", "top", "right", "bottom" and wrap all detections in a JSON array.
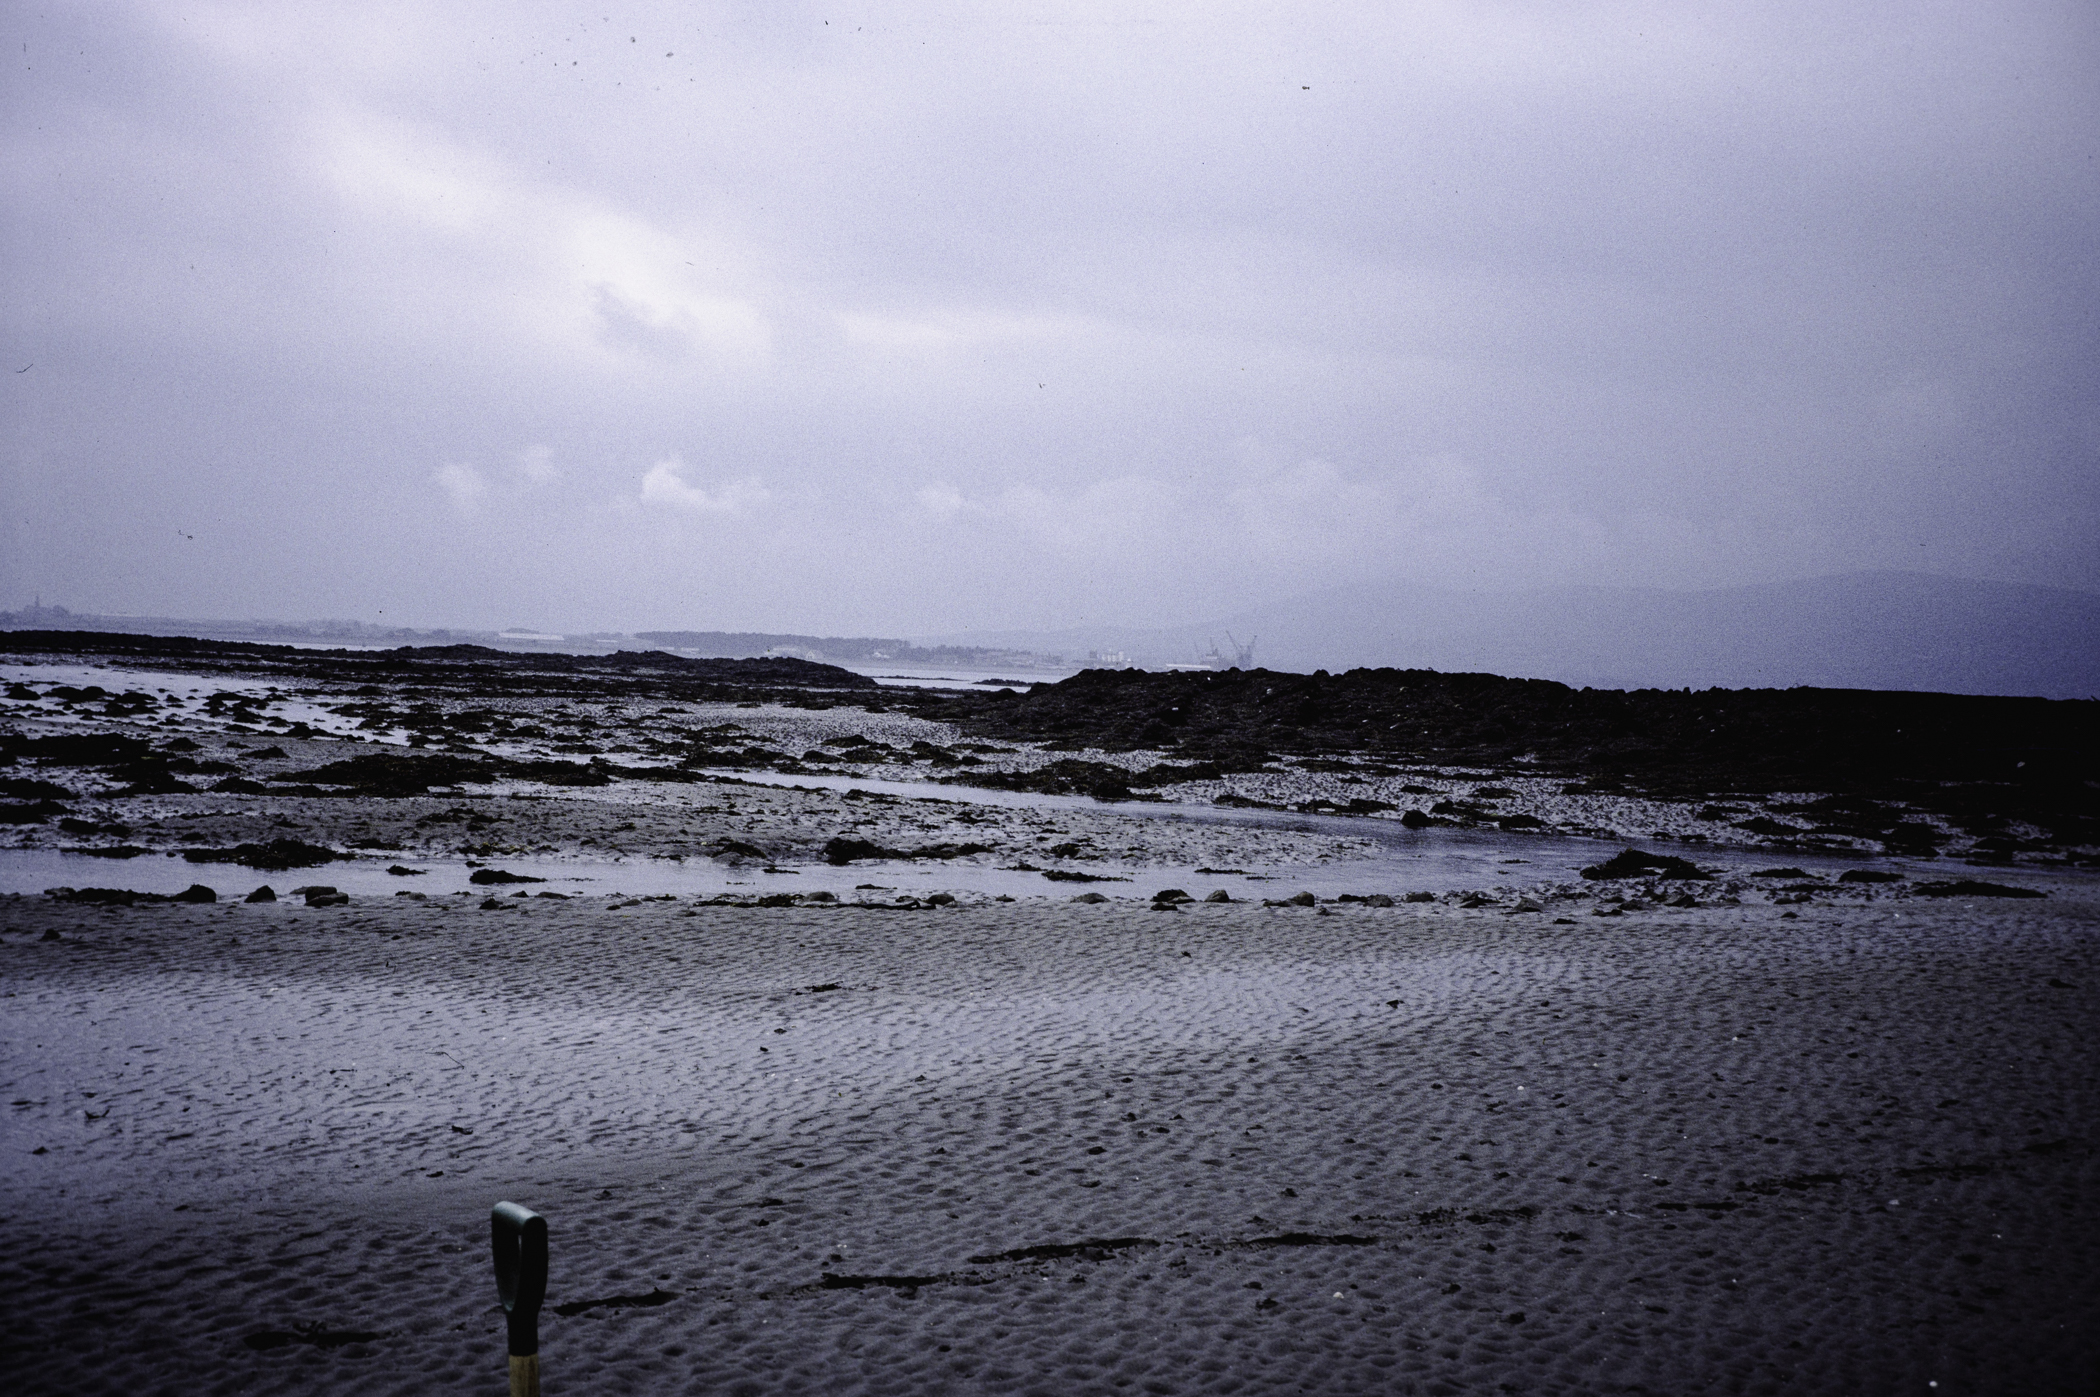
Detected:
[
  {"left": 6, "top": 567, "right": 2097, "bottom": 700},
  {"left": 6, "top": 4, "right": 2096, "bottom": 642},
  {"left": 10, "top": 564, "right": 2098, "bottom": 636}
]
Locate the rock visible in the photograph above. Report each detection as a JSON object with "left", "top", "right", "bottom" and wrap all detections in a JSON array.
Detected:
[
  {"left": 1205, "top": 889, "right": 1233, "bottom": 903},
  {"left": 926, "top": 892, "right": 956, "bottom": 906},
  {"left": 1285, "top": 891, "right": 1317, "bottom": 906},
  {"left": 170, "top": 884, "right": 217, "bottom": 904},
  {"left": 1404, "top": 891, "right": 1437, "bottom": 903},
  {"left": 45, "top": 887, "right": 145, "bottom": 905},
  {"left": 1399, "top": 809, "right": 1436, "bottom": 829},
  {"left": 1837, "top": 869, "right": 1904, "bottom": 883},
  {"left": 182, "top": 839, "right": 346, "bottom": 871},
  {"left": 1363, "top": 893, "right": 1394, "bottom": 907},
  {"left": 1913, "top": 879, "right": 2045, "bottom": 899},
  {"left": 1151, "top": 888, "right": 1193, "bottom": 905},
  {"left": 245, "top": 885, "right": 277, "bottom": 902},
  {"left": 1296, "top": 796, "right": 1396, "bottom": 816},
  {"left": 1579, "top": 849, "right": 1711, "bottom": 881},
  {"left": 274, "top": 752, "right": 498, "bottom": 796},
  {"left": 824, "top": 836, "right": 901, "bottom": 864},
  {"left": 1069, "top": 892, "right": 1109, "bottom": 903},
  {"left": 1880, "top": 822, "right": 1945, "bottom": 855},
  {"left": 469, "top": 868, "right": 546, "bottom": 885},
  {"left": 2, "top": 778, "right": 77, "bottom": 803},
  {"left": 947, "top": 759, "right": 1147, "bottom": 800}
]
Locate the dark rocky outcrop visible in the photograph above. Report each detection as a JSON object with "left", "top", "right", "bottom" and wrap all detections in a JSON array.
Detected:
[
  {"left": 882, "top": 667, "right": 2096, "bottom": 852},
  {"left": 1912, "top": 880, "right": 2046, "bottom": 898},
  {"left": 1579, "top": 849, "right": 1712, "bottom": 881},
  {"left": 822, "top": 836, "right": 997, "bottom": 864},
  {"left": 182, "top": 838, "right": 347, "bottom": 870},
  {"left": 45, "top": 883, "right": 216, "bottom": 905}
]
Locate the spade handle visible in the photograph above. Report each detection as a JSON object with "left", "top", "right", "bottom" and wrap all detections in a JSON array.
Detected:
[{"left": 491, "top": 1201, "right": 547, "bottom": 1394}]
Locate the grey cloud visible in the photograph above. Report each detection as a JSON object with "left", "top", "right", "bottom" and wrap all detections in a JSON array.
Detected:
[{"left": 3, "top": 1, "right": 2094, "bottom": 649}]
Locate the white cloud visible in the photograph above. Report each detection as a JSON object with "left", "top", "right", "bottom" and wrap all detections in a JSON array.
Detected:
[
  {"left": 434, "top": 462, "right": 487, "bottom": 512},
  {"left": 515, "top": 444, "right": 557, "bottom": 483},
  {"left": 318, "top": 111, "right": 772, "bottom": 370},
  {"left": 638, "top": 458, "right": 770, "bottom": 513}
]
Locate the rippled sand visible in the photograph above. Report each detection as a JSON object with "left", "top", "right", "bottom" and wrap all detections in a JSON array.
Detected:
[{"left": 4, "top": 884, "right": 2096, "bottom": 1395}]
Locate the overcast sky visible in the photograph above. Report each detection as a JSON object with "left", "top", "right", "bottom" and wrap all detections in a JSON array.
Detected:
[{"left": 4, "top": 2, "right": 2095, "bottom": 635}]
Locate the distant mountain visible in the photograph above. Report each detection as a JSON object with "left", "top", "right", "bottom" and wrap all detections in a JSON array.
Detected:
[
  {"left": 923, "top": 573, "right": 2100, "bottom": 699},
  {"left": 0, "top": 604, "right": 479, "bottom": 649},
  {"left": 0, "top": 607, "right": 1067, "bottom": 672}
]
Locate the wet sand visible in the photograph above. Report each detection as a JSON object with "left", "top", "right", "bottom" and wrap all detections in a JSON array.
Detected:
[{"left": 4, "top": 886, "right": 2096, "bottom": 1395}]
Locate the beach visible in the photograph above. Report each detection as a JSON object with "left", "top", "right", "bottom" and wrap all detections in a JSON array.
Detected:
[
  {"left": 5, "top": 883, "right": 2095, "bottom": 1395},
  {"left": 2, "top": 639, "right": 2096, "bottom": 1393}
]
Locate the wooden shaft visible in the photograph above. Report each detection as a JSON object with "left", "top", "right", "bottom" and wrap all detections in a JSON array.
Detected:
[{"left": 509, "top": 1353, "right": 541, "bottom": 1397}]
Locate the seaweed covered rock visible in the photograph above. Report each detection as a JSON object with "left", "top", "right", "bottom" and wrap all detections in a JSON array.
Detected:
[{"left": 1579, "top": 848, "right": 1711, "bottom": 881}]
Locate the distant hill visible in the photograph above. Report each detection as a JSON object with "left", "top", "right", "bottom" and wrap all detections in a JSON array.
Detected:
[
  {"left": 924, "top": 572, "right": 2100, "bottom": 699},
  {"left": 633, "top": 630, "right": 1063, "bottom": 670},
  {"left": 0, "top": 607, "right": 1067, "bottom": 672},
  {"left": 0, "top": 605, "right": 478, "bottom": 649}
]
